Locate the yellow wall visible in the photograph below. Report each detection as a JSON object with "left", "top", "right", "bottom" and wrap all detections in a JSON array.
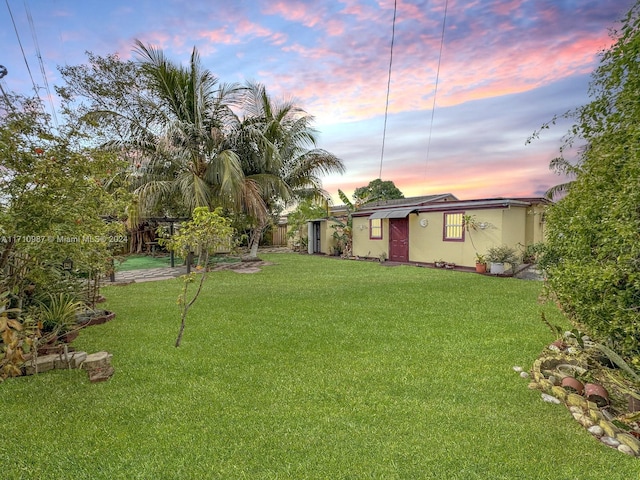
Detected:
[
  {"left": 410, "top": 206, "right": 543, "bottom": 267},
  {"left": 352, "top": 216, "right": 388, "bottom": 258}
]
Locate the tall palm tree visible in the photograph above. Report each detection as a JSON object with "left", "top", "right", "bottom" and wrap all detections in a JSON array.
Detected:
[
  {"left": 129, "top": 41, "right": 265, "bottom": 219},
  {"left": 229, "top": 82, "right": 345, "bottom": 257}
]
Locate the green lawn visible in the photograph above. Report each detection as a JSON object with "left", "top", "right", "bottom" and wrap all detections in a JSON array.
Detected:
[{"left": 1, "top": 254, "right": 637, "bottom": 479}]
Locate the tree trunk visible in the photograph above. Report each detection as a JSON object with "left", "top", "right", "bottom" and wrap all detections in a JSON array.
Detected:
[
  {"left": 247, "top": 221, "right": 268, "bottom": 258},
  {"left": 175, "top": 316, "right": 186, "bottom": 347}
]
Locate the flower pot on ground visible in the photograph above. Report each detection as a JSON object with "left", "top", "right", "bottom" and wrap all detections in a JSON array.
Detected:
[
  {"left": 561, "top": 376, "right": 584, "bottom": 395},
  {"left": 76, "top": 309, "right": 116, "bottom": 327},
  {"left": 490, "top": 262, "right": 504, "bottom": 274},
  {"left": 585, "top": 383, "right": 609, "bottom": 407},
  {"left": 486, "top": 245, "right": 520, "bottom": 275},
  {"left": 475, "top": 253, "right": 487, "bottom": 273}
]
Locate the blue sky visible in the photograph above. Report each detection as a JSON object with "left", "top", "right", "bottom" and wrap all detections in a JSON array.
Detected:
[{"left": 0, "top": 0, "right": 634, "bottom": 202}]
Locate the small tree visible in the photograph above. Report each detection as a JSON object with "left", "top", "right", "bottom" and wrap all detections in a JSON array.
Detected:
[{"left": 160, "top": 207, "right": 235, "bottom": 347}]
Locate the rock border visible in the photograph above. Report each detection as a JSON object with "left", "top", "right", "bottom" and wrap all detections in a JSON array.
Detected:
[
  {"left": 22, "top": 350, "right": 114, "bottom": 383},
  {"left": 529, "top": 354, "right": 640, "bottom": 457}
]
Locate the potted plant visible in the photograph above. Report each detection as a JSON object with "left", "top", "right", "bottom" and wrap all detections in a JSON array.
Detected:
[
  {"left": 475, "top": 253, "right": 487, "bottom": 273},
  {"left": 486, "top": 245, "right": 520, "bottom": 275}
]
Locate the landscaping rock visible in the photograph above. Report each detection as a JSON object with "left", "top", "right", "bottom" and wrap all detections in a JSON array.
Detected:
[
  {"left": 599, "top": 420, "right": 617, "bottom": 438},
  {"left": 81, "top": 351, "right": 112, "bottom": 370},
  {"left": 23, "top": 354, "right": 58, "bottom": 375},
  {"left": 541, "top": 393, "right": 561, "bottom": 404},
  {"left": 88, "top": 365, "right": 114, "bottom": 383},
  {"left": 601, "top": 436, "right": 620, "bottom": 448},
  {"left": 54, "top": 351, "right": 87, "bottom": 370},
  {"left": 618, "top": 444, "right": 636, "bottom": 456},
  {"left": 551, "top": 386, "right": 567, "bottom": 401},
  {"left": 617, "top": 433, "right": 640, "bottom": 454},
  {"left": 588, "top": 425, "right": 604, "bottom": 437},
  {"left": 513, "top": 366, "right": 523, "bottom": 372}
]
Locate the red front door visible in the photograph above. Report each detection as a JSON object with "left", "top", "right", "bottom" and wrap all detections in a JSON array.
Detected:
[{"left": 389, "top": 218, "right": 409, "bottom": 262}]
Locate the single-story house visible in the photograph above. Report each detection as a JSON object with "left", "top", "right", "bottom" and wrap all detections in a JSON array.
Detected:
[{"left": 309, "top": 194, "right": 550, "bottom": 268}]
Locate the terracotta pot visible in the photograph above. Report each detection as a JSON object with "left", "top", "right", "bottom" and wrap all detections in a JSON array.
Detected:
[
  {"left": 561, "top": 376, "right": 584, "bottom": 395},
  {"left": 585, "top": 383, "right": 609, "bottom": 407},
  {"left": 475, "top": 263, "right": 487, "bottom": 274},
  {"left": 62, "top": 330, "right": 79, "bottom": 344}
]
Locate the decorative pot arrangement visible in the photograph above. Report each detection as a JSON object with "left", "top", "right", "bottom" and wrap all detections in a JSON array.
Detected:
[{"left": 525, "top": 336, "right": 640, "bottom": 457}]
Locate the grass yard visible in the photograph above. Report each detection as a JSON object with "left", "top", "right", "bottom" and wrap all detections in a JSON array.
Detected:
[{"left": 1, "top": 254, "right": 638, "bottom": 479}]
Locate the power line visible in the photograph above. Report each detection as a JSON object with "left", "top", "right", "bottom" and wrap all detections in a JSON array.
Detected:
[
  {"left": 24, "top": 0, "right": 59, "bottom": 128},
  {"left": 5, "top": 0, "right": 39, "bottom": 99},
  {"left": 424, "top": 0, "right": 449, "bottom": 177},
  {"left": 378, "top": 0, "right": 397, "bottom": 180}
]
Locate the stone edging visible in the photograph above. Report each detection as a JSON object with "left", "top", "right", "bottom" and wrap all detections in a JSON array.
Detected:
[
  {"left": 529, "top": 355, "right": 640, "bottom": 457},
  {"left": 22, "top": 350, "right": 114, "bottom": 383}
]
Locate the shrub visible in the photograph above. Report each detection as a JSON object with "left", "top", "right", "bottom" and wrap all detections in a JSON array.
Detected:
[{"left": 485, "top": 245, "right": 520, "bottom": 266}]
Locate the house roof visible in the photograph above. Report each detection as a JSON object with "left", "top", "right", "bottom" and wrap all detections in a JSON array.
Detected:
[
  {"left": 353, "top": 193, "right": 457, "bottom": 217},
  {"left": 352, "top": 195, "right": 550, "bottom": 218},
  {"left": 414, "top": 197, "right": 550, "bottom": 213}
]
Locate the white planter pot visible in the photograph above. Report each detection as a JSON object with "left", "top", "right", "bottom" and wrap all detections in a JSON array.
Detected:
[{"left": 490, "top": 262, "right": 505, "bottom": 275}]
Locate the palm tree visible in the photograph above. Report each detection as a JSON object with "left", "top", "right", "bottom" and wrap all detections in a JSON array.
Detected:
[
  {"left": 229, "top": 82, "right": 345, "bottom": 257},
  {"left": 545, "top": 154, "right": 583, "bottom": 200},
  {"left": 128, "top": 41, "right": 265, "bottom": 220}
]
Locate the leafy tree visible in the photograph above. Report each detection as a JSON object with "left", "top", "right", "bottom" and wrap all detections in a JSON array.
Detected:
[
  {"left": 353, "top": 179, "right": 404, "bottom": 205},
  {"left": 159, "top": 207, "right": 235, "bottom": 347},
  {"left": 539, "top": 2, "right": 640, "bottom": 369},
  {"left": 0, "top": 93, "right": 127, "bottom": 309}
]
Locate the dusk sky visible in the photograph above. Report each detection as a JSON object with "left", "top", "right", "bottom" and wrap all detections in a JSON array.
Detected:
[{"left": 1, "top": 0, "right": 634, "bottom": 203}]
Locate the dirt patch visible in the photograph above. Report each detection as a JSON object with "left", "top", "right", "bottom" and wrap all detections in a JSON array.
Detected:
[{"left": 212, "top": 260, "right": 273, "bottom": 274}]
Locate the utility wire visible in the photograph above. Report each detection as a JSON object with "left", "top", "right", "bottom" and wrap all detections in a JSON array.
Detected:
[
  {"left": 6, "top": 0, "right": 40, "bottom": 101},
  {"left": 425, "top": 0, "right": 449, "bottom": 176},
  {"left": 24, "top": 0, "right": 59, "bottom": 128},
  {"left": 378, "top": 0, "right": 397, "bottom": 180}
]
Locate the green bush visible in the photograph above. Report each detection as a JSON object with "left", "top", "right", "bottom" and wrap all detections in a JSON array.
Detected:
[
  {"left": 485, "top": 245, "right": 520, "bottom": 266},
  {"left": 538, "top": 2, "right": 640, "bottom": 370}
]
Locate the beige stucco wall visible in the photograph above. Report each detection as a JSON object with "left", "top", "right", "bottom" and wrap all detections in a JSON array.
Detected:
[
  {"left": 525, "top": 203, "right": 547, "bottom": 244},
  {"left": 410, "top": 206, "right": 540, "bottom": 267},
  {"left": 352, "top": 216, "right": 388, "bottom": 258}
]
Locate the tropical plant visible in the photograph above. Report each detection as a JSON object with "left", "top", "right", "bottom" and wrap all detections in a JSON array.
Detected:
[
  {"left": 159, "top": 207, "right": 235, "bottom": 347},
  {"left": 485, "top": 245, "right": 520, "bottom": 267},
  {"left": 37, "top": 293, "right": 85, "bottom": 336},
  {"left": 0, "top": 92, "right": 127, "bottom": 311}
]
